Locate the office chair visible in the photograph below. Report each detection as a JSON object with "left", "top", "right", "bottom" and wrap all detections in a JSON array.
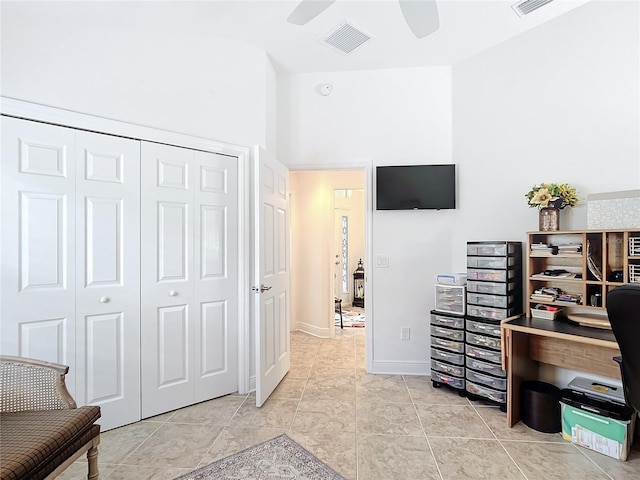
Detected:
[{"left": 606, "top": 283, "right": 640, "bottom": 413}]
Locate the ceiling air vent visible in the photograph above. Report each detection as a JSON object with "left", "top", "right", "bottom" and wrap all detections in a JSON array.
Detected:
[
  {"left": 321, "top": 22, "right": 372, "bottom": 55},
  {"left": 512, "top": 0, "right": 555, "bottom": 17}
]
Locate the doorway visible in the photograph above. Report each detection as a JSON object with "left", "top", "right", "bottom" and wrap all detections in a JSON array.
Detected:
[
  {"left": 289, "top": 169, "right": 367, "bottom": 339},
  {"left": 333, "top": 188, "right": 366, "bottom": 331}
]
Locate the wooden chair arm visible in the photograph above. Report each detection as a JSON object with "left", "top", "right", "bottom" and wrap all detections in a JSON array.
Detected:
[{"left": 1, "top": 355, "right": 77, "bottom": 412}]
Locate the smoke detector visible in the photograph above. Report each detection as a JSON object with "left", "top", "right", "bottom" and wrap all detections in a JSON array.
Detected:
[{"left": 320, "top": 21, "right": 372, "bottom": 55}]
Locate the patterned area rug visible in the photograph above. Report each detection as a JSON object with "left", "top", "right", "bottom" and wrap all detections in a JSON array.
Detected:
[
  {"left": 174, "top": 434, "right": 346, "bottom": 480},
  {"left": 335, "top": 308, "right": 365, "bottom": 328}
]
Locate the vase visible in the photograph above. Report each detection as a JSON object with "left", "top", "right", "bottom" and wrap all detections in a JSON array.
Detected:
[{"left": 539, "top": 207, "right": 559, "bottom": 232}]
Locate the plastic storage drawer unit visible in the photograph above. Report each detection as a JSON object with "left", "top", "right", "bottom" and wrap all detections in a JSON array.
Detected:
[
  {"left": 431, "top": 371, "right": 465, "bottom": 390},
  {"left": 467, "top": 305, "right": 516, "bottom": 320},
  {"left": 466, "top": 381, "right": 507, "bottom": 403},
  {"left": 466, "top": 256, "right": 516, "bottom": 269},
  {"left": 466, "top": 344, "right": 502, "bottom": 364},
  {"left": 434, "top": 285, "right": 466, "bottom": 315},
  {"left": 431, "top": 337, "right": 465, "bottom": 353},
  {"left": 467, "top": 280, "right": 515, "bottom": 295},
  {"left": 430, "top": 314, "right": 464, "bottom": 329},
  {"left": 466, "top": 357, "right": 506, "bottom": 378},
  {"left": 466, "top": 332, "right": 502, "bottom": 350},
  {"left": 467, "top": 269, "right": 516, "bottom": 282},
  {"left": 466, "top": 243, "right": 517, "bottom": 256},
  {"left": 431, "top": 325, "right": 464, "bottom": 341},
  {"left": 466, "top": 370, "right": 507, "bottom": 390},
  {"left": 467, "top": 293, "right": 514, "bottom": 308},
  {"left": 431, "top": 359, "right": 464, "bottom": 377},
  {"left": 431, "top": 348, "right": 465, "bottom": 366},
  {"left": 466, "top": 319, "right": 501, "bottom": 337}
]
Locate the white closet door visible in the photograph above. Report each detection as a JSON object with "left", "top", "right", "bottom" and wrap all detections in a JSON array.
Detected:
[
  {"left": 193, "top": 151, "right": 238, "bottom": 402},
  {"left": 141, "top": 142, "right": 195, "bottom": 417},
  {"left": 141, "top": 142, "right": 239, "bottom": 417},
  {"left": 1, "top": 117, "right": 78, "bottom": 394},
  {"left": 74, "top": 131, "right": 141, "bottom": 430}
]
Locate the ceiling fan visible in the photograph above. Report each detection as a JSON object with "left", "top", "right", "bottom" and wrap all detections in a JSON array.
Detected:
[{"left": 286, "top": 0, "right": 440, "bottom": 39}]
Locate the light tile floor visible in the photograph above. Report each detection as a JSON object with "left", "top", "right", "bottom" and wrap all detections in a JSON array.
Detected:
[{"left": 61, "top": 328, "right": 639, "bottom": 479}]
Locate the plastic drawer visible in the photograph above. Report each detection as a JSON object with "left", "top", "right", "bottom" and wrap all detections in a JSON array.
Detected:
[
  {"left": 466, "top": 243, "right": 516, "bottom": 256},
  {"left": 431, "top": 371, "right": 465, "bottom": 389},
  {"left": 431, "top": 336, "right": 465, "bottom": 353},
  {"left": 466, "top": 256, "right": 516, "bottom": 269},
  {"left": 466, "top": 357, "right": 506, "bottom": 378},
  {"left": 465, "top": 344, "right": 502, "bottom": 364},
  {"left": 431, "top": 359, "right": 464, "bottom": 377},
  {"left": 466, "top": 319, "right": 501, "bottom": 337},
  {"left": 466, "top": 370, "right": 507, "bottom": 390},
  {"left": 467, "top": 293, "right": 514, "bottom": 308},
  {"left": 433, "top": 304, "right": 465, "bottom": 315},
  {"left": 467, "top": 281, "right": 515, "bottom": 295},
  {"left": 466, "top": 381, "right": 507, "bottom": 403},
  {"left": 467, "top": 305, "right": 516, "bottom": 320},
  {"left": 431, "top": 325, "right": 464, "bottom": 341},
  {"left": 467, "top": 269, "right": 516, "bottom": 282},
  {"left": 431, "top": 348, "right": 465, "bottom": 366},
  {"left": 430, "top": 313, "right": 464, "bottom": 329},
  {"left": 434, "top": 285, "right": 466, "bottom": 315},
  {"left": 466, "top": 332, "right": 501, "bottom": 350}
]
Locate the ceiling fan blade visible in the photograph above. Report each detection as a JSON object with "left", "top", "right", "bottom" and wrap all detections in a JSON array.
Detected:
[
  {"left": 399, "top": 0, "right": 440, "bottom": 39},
  {"left": 287, "top": 0, "right": 336, "bottom": 25}
]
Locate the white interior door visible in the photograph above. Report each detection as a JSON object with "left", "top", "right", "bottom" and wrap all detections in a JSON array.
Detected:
[
  {"left": 254, "top": 146, "right": 290, "bottom": 407},
  {"left": 74, "top": 131, "right": 141, "bottom": 430},
  {"left": 141, "top": 142, "right": 239, "bottom": 417},
  {"left": 141, "top": 142, "right": 195, "bottom": 417},
  {"left": 0, "top": 117, "right": 77, "bottom": 390},
  {"left": 193, "top": 150, "right": 239, "bottom": 403}
]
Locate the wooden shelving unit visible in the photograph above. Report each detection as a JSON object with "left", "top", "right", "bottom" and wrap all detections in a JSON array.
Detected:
[{"left": 526, "top": 229, "right": 640, "bottom": 325}]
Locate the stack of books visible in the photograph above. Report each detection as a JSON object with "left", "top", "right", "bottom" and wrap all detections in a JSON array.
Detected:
[
  {"left": 530, "top": 287, "right": 582, "bottom": 305},
  {"left": 530, "top": 287, "right": 559, "bottom": 303},
  {"left": 557, "top": 244, "right": 582, "bottom": 255},
  {"left": 530, "top": 243, "right": 555, "bottom": 254}
]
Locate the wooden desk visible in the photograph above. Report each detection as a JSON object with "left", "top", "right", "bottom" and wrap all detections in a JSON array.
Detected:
[{"left": 501, "top": 317, "right": 620, "bottom": 427}]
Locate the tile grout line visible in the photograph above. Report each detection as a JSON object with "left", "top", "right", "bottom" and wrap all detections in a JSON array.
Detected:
[
  {"left": 469, "top": 402, "right": 530, "bottom": 480},
  {"left": 404, "top": 375, "right": 445, "bottom": 480}
]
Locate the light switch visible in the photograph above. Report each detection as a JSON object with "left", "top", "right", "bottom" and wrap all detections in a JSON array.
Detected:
[{"left": 375, "top": 255, "right": 389, "bottom": 268}]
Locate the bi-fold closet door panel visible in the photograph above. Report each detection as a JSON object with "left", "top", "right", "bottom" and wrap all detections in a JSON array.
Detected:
[
  {"left": 0, "top": 116, "right": 141, "bottom": 430},
  {"left": 74, "top": 130, "right": 141, "bottom": 430},
  {"left": 140, "top": 142, "right": 238, "bottom": 418},
  {"left": 1, "top": 118, "right": 77, "bottom": 376}
]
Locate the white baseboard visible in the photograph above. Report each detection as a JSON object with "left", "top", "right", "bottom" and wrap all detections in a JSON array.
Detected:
[
  {"left": 249, "top": 375, "right": 256, "bottom": 393},
  {"left": 370, "top": 360, "right": 430, "bottom": 376},
  {"left": 296, "top": 322, "right": 332, "bottom": 338}
]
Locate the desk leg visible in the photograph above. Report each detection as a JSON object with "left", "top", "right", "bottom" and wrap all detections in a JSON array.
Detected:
[{"left": 506, "top": 330, "right": 535, "bottom": 427}]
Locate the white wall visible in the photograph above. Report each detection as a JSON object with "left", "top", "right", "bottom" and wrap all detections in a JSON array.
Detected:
[
  {"left": 451, "top": 0, "right": 640, "bottom": 274},
  {"left": 289, "top": 170, "right": 366, "bottom": 337},
  {"left": 279, "top": 67, "right": 453, "bottom": 373},
  {"left": 0, "top": 2, "right": 273, "bottom": 149},
  {"left": 279, "top": 1, "right": 639, "bottom": 374}
]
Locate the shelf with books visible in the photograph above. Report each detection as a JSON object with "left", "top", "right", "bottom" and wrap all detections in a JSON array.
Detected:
[{"left": 526, "top": 229, "right": 640, "bottom": 326}]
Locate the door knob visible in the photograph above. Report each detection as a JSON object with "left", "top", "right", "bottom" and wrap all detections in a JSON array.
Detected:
[
  {"left": 252, "top": 285, "right": 272, "bottom": 293},
  {"left": 169, "top": 290, "right": 178, "bottom": 297},
  {"left": 99, "top": 296, "right": 110, "bottom": 303}
]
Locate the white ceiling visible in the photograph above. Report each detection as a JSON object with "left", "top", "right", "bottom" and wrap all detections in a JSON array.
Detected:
[{"left": 7, "top": 0, "right": 593, "bottom": 73}]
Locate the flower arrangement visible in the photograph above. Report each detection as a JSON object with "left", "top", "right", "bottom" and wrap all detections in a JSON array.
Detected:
[{"left": 525, "top": 183, "right": 579, "bottom": 210}]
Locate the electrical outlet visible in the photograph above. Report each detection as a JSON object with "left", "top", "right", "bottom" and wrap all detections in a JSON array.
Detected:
[{"left": 401, "top": 327, "right": 410, "bottom": 341}]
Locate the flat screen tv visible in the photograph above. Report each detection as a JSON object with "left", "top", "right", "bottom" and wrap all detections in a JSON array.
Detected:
[{"left": 376, "top": 164, "right": 456, "bottom": 210}]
